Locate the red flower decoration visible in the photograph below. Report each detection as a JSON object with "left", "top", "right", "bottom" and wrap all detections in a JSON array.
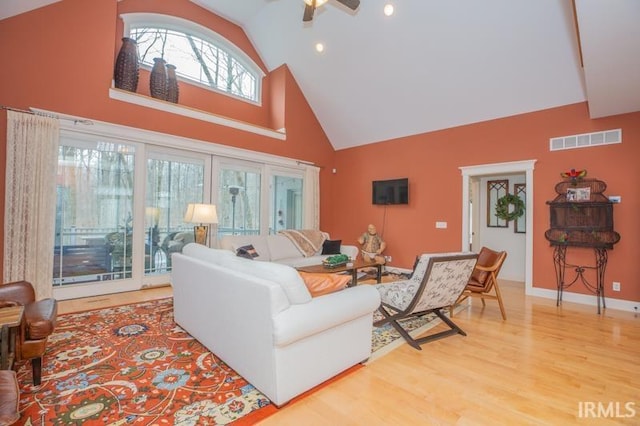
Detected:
[{"left": 560, "top": 168, "right": 587, "bottom": 179}]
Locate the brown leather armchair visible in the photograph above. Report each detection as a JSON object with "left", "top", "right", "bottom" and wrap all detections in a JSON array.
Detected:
[{"left": 0, "top": 281, "right": 57, "bottom": 385}]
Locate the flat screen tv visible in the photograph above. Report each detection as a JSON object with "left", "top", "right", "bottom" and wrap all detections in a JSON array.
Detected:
[{"left": 372, "top": 178, "right": 409, "bottom": 205}]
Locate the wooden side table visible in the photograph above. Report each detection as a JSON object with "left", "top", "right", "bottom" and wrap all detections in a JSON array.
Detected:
[{"left": 0, "top": 305, "right": 24, "bottom": 370}]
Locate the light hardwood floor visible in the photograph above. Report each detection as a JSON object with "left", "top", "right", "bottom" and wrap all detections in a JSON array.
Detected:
[{"left": 58, "top": 281, "right": 639, "bottom": 425}]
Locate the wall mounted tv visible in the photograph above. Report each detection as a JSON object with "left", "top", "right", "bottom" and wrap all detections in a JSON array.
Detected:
[{"left": 372, "top": 178, "right": 409, "bottom": 205}]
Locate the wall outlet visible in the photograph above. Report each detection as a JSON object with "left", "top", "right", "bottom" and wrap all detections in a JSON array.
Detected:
[
  {"left": 435, "top": 221, "right": 447, "bottom": 229},
  {"left": 384, "top": 255, "right": 392, "bottom": 262},
  {"left": 612, "top": 281, "right": 621, "bottom": 292}
]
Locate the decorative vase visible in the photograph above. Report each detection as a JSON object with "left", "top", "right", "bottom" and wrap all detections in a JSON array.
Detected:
[
  {"left": 114, "top": 37, "right": 139, "bottom": 92},
  {"left": 150, "top": 57, "right": 168, "bottom": 100},
  {"left": 166, "top": 64, "right": 179, "bottom": 103}
]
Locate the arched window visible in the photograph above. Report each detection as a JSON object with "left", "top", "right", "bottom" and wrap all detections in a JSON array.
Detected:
[{"left": 122, "top": 13, "right": 264, "bottom": 103}]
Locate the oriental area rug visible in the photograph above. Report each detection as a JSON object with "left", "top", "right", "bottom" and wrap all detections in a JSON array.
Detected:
[{"left": 15, "top": 296, "right": 450, "bottom": 424}]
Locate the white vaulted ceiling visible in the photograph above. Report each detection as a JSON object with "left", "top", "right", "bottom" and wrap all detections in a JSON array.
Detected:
[{"left": 3, "top": 0, "right": 639, "bottom": 150}]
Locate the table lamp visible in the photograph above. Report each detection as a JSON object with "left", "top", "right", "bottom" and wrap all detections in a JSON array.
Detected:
[{"left": 184, "top": 203, "right": 218, "bottom": 245}]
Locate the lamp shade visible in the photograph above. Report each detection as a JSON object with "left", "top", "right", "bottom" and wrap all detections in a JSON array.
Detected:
[
  {"left": 145, "top": 207, "right": 160, "bottom": 225},
  {"left": 184, "top": 203, "right": 218, "bottom": 224},
  {"left": 304, "top": 0, "right": 328, "bottom": 6}
]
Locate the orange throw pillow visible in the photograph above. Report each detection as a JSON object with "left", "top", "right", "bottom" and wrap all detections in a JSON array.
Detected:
[{"left": 298, "top": 272, "right": 351, "bottom": 297}]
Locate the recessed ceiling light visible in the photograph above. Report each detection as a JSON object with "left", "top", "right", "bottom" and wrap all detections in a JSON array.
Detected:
[
  {"left": 383, "top": 3, "right": 394, "bottom": 16},
  {"left": 315, "top": 42, "right": 325, "bottom": 53}
]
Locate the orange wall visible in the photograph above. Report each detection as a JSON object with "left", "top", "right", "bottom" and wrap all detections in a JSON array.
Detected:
[
  {"left": 328, "top": 103, "right": 640, "bottom": 302},
  {"left": 0, "top": 0, "right": 335, "bottom": 274},
  {"left": 1, "top": 1, "right": 638, "bottom": 303}
]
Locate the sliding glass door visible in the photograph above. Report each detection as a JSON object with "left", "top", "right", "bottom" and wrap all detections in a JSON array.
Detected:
[
  {"left": 145, "top": 149, "right": 209, "bottom": 280},
  {"left": 270, "top": 170, "right": 303, "bottom": 234},
  {"left": 54, "top": 137, "right": 138, "bottom": 297},
  {"left": 53, "top": 138, "right": 211, "bottom": 297},
  {"left": 216, "top": 160, "right": 261, "bottom": 237}
]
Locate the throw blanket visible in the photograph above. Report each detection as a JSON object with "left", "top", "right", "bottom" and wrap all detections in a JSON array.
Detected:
[{"left": 279, "top": 229, "right": 328, "bottom": 257}]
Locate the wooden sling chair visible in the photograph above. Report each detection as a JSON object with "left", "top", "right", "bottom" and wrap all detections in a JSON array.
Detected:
[
  {"left": 373, "top": 252, "right": 478, "bottom": 350},
  {"left": 452, "top": 247, "right": 508, "bottom": 320}
]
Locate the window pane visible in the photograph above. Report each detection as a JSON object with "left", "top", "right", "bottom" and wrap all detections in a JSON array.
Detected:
[
  {"left": 54, "top": 143, "right": 135, "bottom": 285},
  {"left": 130, "top": 27, "right": 258, "bottom": 101},
  {"left": 146, "top": 157, "right": 205, "bottom": 274},
  {"left": 271, "top": 175, "right": 303, "bottom": 234},
  {"left": 218, "top": 167, "right": 260, "bottom": 236}
]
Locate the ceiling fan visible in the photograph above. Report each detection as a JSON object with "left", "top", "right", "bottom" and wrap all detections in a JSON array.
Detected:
[{"left": 303, "top": 0, "right": 360, "bottom": 22}]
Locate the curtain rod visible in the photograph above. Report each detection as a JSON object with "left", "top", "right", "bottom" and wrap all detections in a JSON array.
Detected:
[
  {"left": 1, "top": 105, "right": 93, "bottom": 125},
  {"left": 296, "top": 160, "right": 324, "bottom": 169}
]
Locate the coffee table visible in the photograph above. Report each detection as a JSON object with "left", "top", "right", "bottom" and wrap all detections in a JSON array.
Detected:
[{"left": 297, "top": 258, "right": 382, "bottom": 286}]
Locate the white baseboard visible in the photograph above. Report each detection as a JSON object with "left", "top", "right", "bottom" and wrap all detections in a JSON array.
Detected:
[{"left": 527, "top": 287, "right": 639, "bottom": 313}]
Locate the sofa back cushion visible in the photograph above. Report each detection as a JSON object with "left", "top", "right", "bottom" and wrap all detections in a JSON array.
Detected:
[
  {"left": 182, "top": 243, "right": 235, "bottom": 265},
  {"left": 267, "top": 235, "right": 304, "bottom": 261},
  {"left": 236, "top": 258, "right": 311, "bottom": 305},
  {"left": 223, "top": 255, "right": 313, "bottom": 305},
  {"left": 218, "top": 236, "right": 271, "bottom": 261},
  {"left": 183, "top": 244, "right": 311, "bottom": 304}
]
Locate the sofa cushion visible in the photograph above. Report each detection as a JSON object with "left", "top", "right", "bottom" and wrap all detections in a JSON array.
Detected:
[
  {"left": 321, "top": 239, "right": 342, "bottom": 255},
  {"left": 267, "top": 235, "right": 303, "bottom": 261},
  {"left": 224, "top": 257, "right": 312, "bottom": 304},
  {"left": 182, "top": 243, "right": 235, "bottom": 265},
  {"left": 298, "top": 272, "right": 351, "bottom": 297}
]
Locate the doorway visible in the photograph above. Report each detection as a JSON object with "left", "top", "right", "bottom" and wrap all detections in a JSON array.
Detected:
[{"left": 460, "top": 160, "right": 536, "bottom": 294}]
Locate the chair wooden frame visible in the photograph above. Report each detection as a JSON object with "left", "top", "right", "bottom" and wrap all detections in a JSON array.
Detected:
[
  {"left": 453, "top": 247, "right": 507, "bottom": 320},
  {"left": 374, "top": 253, "right": 478, "bottom": 350}
]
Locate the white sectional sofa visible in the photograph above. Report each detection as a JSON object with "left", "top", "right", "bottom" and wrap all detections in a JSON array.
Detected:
[
  {"left": 171, "top": 243, "right": 381, "bottom": 406},
  {"left": 218, "top": 234, "right": 359, "bottom": 267}
]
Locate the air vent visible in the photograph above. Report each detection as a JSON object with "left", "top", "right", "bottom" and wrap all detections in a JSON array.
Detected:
[{"left": 550, "top": 129, "right": 621, "bottom": 151}]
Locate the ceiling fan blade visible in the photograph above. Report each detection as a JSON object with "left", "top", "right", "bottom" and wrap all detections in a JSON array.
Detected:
[
  {"left": 336, "top": 0, "right": 360, "bottom": 11},
  {"left": 303, "top": 3, "right": 315, "bottom": 22}
]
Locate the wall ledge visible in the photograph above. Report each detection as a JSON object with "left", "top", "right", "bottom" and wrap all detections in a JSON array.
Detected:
[{"left": 108, "top": 87, "right": 286, "bottom": 140}]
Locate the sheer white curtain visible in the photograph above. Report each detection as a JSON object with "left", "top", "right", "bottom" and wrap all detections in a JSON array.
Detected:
[
  {"left": 4, "top": 111, "right": 59, "bottom": 299},
  {"left": 303, "top": 165, "right": 320, "bottom": 230}
]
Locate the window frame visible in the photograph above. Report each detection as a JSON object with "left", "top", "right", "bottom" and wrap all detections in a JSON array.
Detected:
[{"left": 121, "top": 13, "right": 265, "bottom": 105}]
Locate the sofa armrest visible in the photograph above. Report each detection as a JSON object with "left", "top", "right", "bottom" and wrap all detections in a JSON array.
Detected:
[
  {"left": 340, "top": 244, "right": 359, "bottom": 260},
  {"left": 24, "top": 299, "right": 57, "bottom": 339},
  {"left": 272, "top": 285, "right": 381, "bottom": 347}
]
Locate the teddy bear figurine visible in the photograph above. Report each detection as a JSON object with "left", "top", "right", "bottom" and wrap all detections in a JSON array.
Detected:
[{"left": 358, "top": 224, "right": 387, "bottom": 264}]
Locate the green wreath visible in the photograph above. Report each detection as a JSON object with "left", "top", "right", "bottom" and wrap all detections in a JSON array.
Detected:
[{"left": 495, "top": 194, "right": 525, "bottom": 221}]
